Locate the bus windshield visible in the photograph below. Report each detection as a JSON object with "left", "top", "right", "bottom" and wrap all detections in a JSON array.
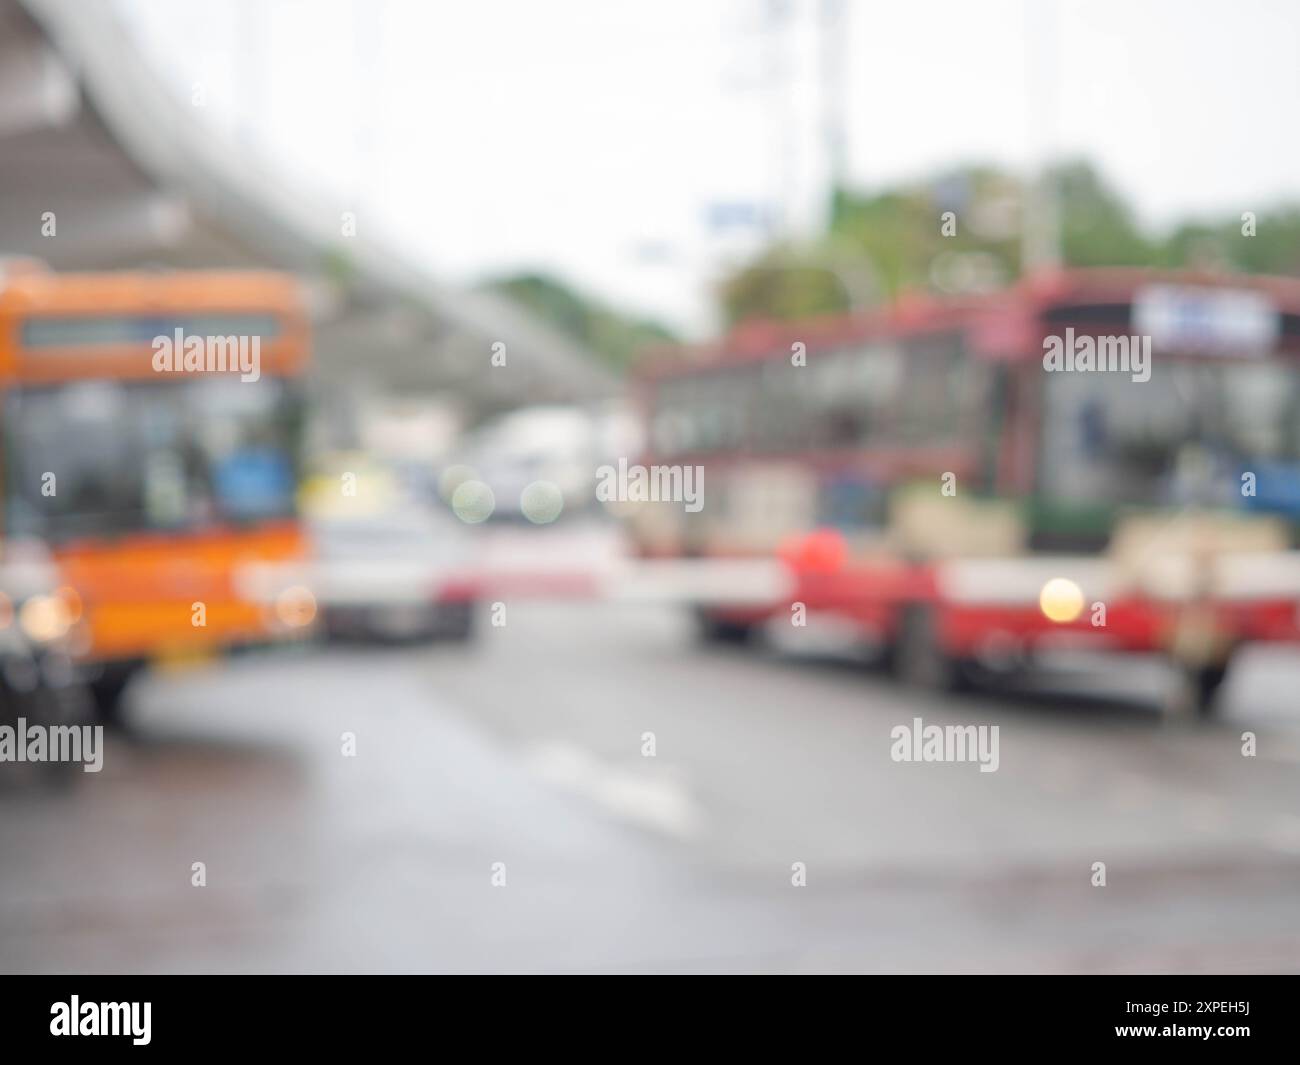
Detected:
[
  {"left": 4, "top": 377, "right": 302, "bottom": 541},
  {"left": 1039, "top": 358, "right": 1300, "bottom": 514}
]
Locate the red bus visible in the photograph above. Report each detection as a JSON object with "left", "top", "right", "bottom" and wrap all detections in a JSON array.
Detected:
[{"left": 631, "top": 268, "right": 1300, "bottom": 716}]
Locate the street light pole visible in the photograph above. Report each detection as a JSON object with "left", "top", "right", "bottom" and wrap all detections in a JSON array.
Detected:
[{"left": 1022, "top": 0, "right": 1061, "bottom": 273}]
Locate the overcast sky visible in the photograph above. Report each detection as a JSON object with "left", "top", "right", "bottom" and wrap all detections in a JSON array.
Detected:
[{"left": 118, "top": 0, "right": 1300, "bottom": 335}]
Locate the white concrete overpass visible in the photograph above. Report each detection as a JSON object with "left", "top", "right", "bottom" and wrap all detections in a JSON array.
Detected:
[{"left": 0, "top": 0, "right": 616, "bottom": 419}]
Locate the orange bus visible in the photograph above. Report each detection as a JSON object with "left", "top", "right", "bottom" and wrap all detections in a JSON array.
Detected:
[
  {"left": 633, "top": 268, "right": 1300, "bottom": 717},
  {"left": 0, "top": 266, "right": 314, "bottom": 722}
]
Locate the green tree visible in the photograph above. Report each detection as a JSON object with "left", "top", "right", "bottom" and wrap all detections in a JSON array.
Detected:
[
  {"left": 1050, "top": 160, "right": 1152, "bottom": 267},
  {"left": 720, "top": 164, "right": 1025, "bottom": 326},
  {"left": 1159, "top": 208, "right": 1300, "bottom": 274},
  {"left": 486, "top": 272, "right": 677, "bottom": 374}
]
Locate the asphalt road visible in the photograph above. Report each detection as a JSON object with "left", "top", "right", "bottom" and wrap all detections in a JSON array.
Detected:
[{"left": 3, "top": 599, "right": 1300, "bottom": 973}]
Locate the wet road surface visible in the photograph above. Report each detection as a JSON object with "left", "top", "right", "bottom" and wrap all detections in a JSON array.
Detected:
[{"left": 3, "top": 600, "right": 1300, "bottom": 973}]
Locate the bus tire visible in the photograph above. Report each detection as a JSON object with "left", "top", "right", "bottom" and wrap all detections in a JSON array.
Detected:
[
  {"left": 35, "top": 677, "right": 82, "bottom": 791},
  {"left": 693, "top": 608, "right": 757, "bottom": 645},
  {"left": 89, "top": 660, "right": 144, "bottom": 730},
  {"left": 438, "top": 601, "right": 476, "bottom": 643},
  {"left": 893, "top": 606, "right": 971, "bottom": 693},
  {"left": 1, "top": 661, "right": 87, "bottom": 791},
  {"left": 1166, "top": 659, "right": 1232, "bottom": 721}
]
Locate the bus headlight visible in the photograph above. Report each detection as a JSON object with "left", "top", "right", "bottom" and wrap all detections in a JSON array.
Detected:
[
  {"left": 55, "top": 585, "right": 83, "bottom": 624},
  {"left": 18, "top": 594, "right": 73, "bottom": 643}
]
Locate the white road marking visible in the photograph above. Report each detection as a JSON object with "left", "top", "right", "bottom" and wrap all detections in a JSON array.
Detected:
[{"left": 524, "top": 741, "right": 701, "bottom": 841}]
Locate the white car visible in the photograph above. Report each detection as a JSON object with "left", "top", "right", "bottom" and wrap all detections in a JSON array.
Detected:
[{"left": 310, "top": 506, "right": 479, "bottom": 642}]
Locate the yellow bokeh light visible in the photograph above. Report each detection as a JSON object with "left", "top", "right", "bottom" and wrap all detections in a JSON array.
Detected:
[
  {"left": 276, "top": 585, "right": 318, "bottom": 628},
  {"left": 1039, "top": 577, "right": 1084, "bottom": 624},
  {"left": 451, "top": 480, "right": 495, "bottom": 524},
  {"left": 19, "top": 594, "right": 72, "bottom": 642}
]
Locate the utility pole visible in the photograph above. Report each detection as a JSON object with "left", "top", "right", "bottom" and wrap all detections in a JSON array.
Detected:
[
  {"left": 819, "top": 0, "right": 848, "bottom": 230},
  {"left": 762, "top": 0, "right": 794, "bottom": 241},
  {"left": 1022, "top": 0, "right": 1061, "bottom": 273}
]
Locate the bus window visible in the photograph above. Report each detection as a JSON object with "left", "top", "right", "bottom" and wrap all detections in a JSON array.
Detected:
[
  {"left": 754, "top": 359, "right": 807, "bottom": 451},
  {"left": 652, "top": 378, "right": 697, "bottom": 456},
  {"left": 4, "top": 377, "right": 301, "bottom": 541},
  {"left": 861, "top": 342, "right": 903, "bottom": 442},
  {"left": 807, "top": 349, "right": 861, "bottom": 448},
  {"left": 898, "top": 333, "right": 965, "bottom": 444},
  {"left": 1038, "top": 359, "right": 1300, "bottom": 512}
]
